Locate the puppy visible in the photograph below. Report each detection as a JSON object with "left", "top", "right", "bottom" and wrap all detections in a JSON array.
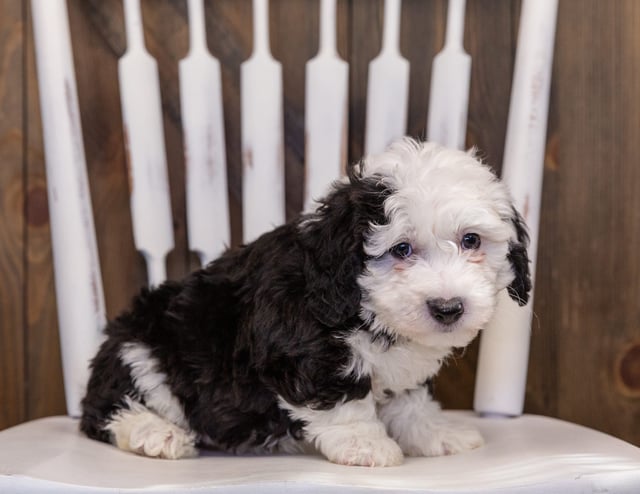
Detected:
[{"left": 80, "top": 138, "right": 531, "bottom": 466}]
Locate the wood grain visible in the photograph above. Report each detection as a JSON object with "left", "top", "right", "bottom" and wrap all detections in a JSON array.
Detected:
[
  {"left": 2, "top": 0, "right": 639, "bottom": 447},
  {"left": 528, "top": 0, "right": 640, "bottom": 445},
  {"left": 0, "top": 0, "right": 26, "bottom": 429}
]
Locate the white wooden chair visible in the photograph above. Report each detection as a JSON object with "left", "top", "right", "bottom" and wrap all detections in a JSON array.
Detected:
[{"left": 1, "top": 0, "right": 639, "bottom": 492}]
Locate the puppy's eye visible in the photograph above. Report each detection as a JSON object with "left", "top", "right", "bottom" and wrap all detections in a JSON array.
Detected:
[
  {"left": 390, "top": 242, "right": 413, "bottom": 259},
  {"left": 461, "top": 233, "right": 481, "bottom": 250}
]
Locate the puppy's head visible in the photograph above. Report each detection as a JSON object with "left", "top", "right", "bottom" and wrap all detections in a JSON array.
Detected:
[{"left": 348, "top": 138, "right": 531, "bottom": 348}]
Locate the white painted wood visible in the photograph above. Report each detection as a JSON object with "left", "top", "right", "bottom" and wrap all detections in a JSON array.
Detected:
[
  {"left": 474, "top": 0, "right": 559, "bottom": 417},
  {"left": 303, "top": 0, "right": 348, "bottom": 210},
  {"left": 364, "top": 0, "right": 409, "bottom": 156},
  {"left": 180, "top": 0, "right": 230, "bottom": 266},
  {"left": 426, "top": 0, "right": 470, "bottom": 150},
  {"left": 3, "top": 412, "right": 640, "bottom": 492},
  {"left": 119, "top": 0, "right": 174, "bottom": 285},
  {"left": 31, "top": 0, "right": 107, "bottom": 418},
  {"left": 241, "top": 0, "right": 285, "bottom": 243}
]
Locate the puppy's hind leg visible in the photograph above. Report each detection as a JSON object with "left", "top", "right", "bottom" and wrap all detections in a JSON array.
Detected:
[
  {"left": 281, "top": 394, "right": 403, "bottom": 467},
  {"left": 104, "top": 398, "right": 198, "bottom": 459}
]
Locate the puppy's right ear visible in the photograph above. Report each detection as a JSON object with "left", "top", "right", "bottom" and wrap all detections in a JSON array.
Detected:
[{"left": 301, "top": 170, "right": 392, "bottom": 326}]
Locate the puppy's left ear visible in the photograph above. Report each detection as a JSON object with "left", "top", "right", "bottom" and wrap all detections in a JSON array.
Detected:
[{"left": 506, "top": 208, "right": 532, "bottom": 306}]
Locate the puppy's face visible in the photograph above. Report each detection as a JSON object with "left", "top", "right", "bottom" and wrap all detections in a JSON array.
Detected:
[{"left": 357, "top": 140, "right": 530, "bottom": 348}]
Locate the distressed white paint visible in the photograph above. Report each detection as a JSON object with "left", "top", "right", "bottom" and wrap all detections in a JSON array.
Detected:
[
  {"left": 303, "top": 0, "right": 348, "bottom": 210},
  {"left": 31, "top": 0, "right": 107, "bottom": 418},
  {"left": 364, "top": 0, "right": 409, "bottom": 156},
  {"left": 180, "top": 0, "right": 230, "bottom": 265},
  {"left": 241, "top": 0, "right": 285, "bottom": 242},
  {"left": 119, "top": 0, "right": 174, "bottom": 285},
  {"left": 474, "top": 0, "right": 558, "bottom": 417},
  {"left": 426, "top": 0, "right": 471, "bottom": 150}
]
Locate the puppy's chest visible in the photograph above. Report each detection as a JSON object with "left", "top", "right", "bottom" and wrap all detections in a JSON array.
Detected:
[{"left": 349, "top": 333, "right": 448, "bottom": 403}]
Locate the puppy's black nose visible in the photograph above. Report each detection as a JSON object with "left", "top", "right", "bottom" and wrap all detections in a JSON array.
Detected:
[{"left": 427, "top": 297, "right": 464, "bottom": 325}]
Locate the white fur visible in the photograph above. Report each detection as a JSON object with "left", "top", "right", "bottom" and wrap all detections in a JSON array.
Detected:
[
  {"left": 119, "top": 341, "right": 189, "bottom": 429},
  {"left": 357, "top": 139, "right": 518, "bottom": 348},
  {"left": 378, "top": 386, "right": 484, "bottom": 456},
  {"left": 280, "top": 394, "right": 403, "bottom": 467},
  {"left": 344, "top": 331, "right": 447, "bottom": 402},
  {"left": 105, "top": 398, "right": 198, "bottom": 459}
]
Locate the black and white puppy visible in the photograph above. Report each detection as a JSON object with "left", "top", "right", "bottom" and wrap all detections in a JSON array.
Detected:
[{"left": 81, "top": 138, "right": 531, "bottom": 467}]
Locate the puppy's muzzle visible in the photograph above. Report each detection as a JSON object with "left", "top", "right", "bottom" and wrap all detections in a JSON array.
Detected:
[{"left": 426, "top": 297, "right": 464, "bottom": 326}]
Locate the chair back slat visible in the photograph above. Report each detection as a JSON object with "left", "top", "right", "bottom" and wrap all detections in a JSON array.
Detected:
[
  {"left": 364, "top": 0, "right": 410, "bottom": 155},
  {"left": 474, "top": 0, "right": 558, "bottom": 417},
  {"left": 180, "top": 0, "right": 230, "bottom": 266},
  {"left": 119, "top": 0, "right": 174, "bottom": 286},
  {"left": 240, "top": 0, "right": 286, "bottom": 243},
  {"left": 426, "top": 0, "right": 471, "bottom": 150},
  {"left": 303, "top": 0, "right": 349, "bottom": 210},
  {"left": 31, "top": 0, "right": 106, "bottom": 417}
]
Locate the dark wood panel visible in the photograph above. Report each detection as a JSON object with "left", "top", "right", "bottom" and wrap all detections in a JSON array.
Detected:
[
  {"left": 0, "top": 0, "right": 26, "bottom": 429},
  {"left": 529, "top": 0, "right": 640, "bottom": 445},
  {"left": 348, "top": 0, "right": 383, "bottom": 161},
  {"left": 401, "top": 0, "right": 442, "bottom": 142}
]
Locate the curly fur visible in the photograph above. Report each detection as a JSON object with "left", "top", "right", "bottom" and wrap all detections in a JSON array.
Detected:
[{"left": 80, "top": 138, "right": 531, "bottom": 466}]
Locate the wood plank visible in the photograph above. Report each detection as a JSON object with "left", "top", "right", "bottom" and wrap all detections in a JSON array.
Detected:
[
  {"left": 348, "top": 0, "right": 383, "bottom": 161},
  {"left": 464, "top": 0, "right": 516, "bottom": 168},
  {"left": 530, "top": 0, "right": 640, "bottom": 446},
  {"left": 402, "top": 0, "right": 442, "bottom": 141},
  {"left": 0, "top": 0, "right": 26, "bottom": 430}
]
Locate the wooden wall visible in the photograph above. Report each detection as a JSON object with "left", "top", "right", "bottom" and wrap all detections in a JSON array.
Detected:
[{"left": 1, "top": 0, "right": 639, "bottom": 447}]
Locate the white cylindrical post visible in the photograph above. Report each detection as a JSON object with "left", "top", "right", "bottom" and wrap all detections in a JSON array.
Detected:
[
  {"left": 474, "top": 0, "right": 558, "bottom": 417},
  {"left": 31, "top": 0, "right": 107, "bottom": 417}
]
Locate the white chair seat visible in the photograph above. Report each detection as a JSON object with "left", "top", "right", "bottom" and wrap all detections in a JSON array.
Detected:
[{"left": 2, "top": 411, "right": 639, "bottom": 493}]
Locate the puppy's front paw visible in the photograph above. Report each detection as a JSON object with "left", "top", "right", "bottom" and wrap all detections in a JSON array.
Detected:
[
  {"left": 327, "top": 435, "right": 404, "bottom": 467},
  {"left": 128, "top": 421, "right": 199, "bottom": 459},
  {"left": 405, "top": 424, "right": 484, "bottom": 457}
]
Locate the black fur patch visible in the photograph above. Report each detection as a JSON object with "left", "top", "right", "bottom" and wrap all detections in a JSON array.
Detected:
[
  {"left": 506, "top": 208, "right": 532, "bottom": 306},
  {"left": 80, "top": 170, "right": 394, "bottom": 452}
]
